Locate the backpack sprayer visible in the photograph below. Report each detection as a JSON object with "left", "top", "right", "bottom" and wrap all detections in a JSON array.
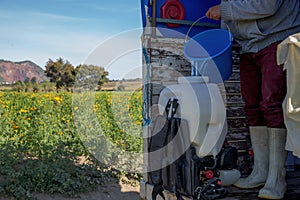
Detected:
[{"left": 148, "top": 28, "right": 241, "bottom": 200}]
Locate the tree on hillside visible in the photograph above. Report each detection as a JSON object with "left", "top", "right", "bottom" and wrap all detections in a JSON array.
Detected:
[
  {"left": 75, "top": 64, "right": 109, "bottom": 90},
  {"left": 45, "top": 58, "right": 76, "bottom": 91},
  {"left": 31, "top": 77, "right": 37, "bottom": 84}
]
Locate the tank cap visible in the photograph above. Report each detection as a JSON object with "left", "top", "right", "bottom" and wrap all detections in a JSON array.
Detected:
[{"left": 161, "top": 0, "right": 185, "bottom": 28}]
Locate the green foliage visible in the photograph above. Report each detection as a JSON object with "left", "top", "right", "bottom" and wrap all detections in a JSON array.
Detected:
[
  {"left": 45, "top": 58, "right": 109, "bottom": 92},
  {"left": 0, "top": 148, "right": 114, "bottom": 199},
  {"left": 45, "top": 58, "right": 76, "bottom": 91},
  {"left": 75, "top": 64, "right": 109, "bottom": 91},
  {"left": 94, "top": 92, "right": 143, "bottom": 152},
  {"left": 12, "top": 81, "right": 25, "bottom": 92},
  {"left": 0, "top": 91, "right": 143, "bottom": 199},
  {"left": 40, "top": 81, "right": 56, "bottom": 92}
]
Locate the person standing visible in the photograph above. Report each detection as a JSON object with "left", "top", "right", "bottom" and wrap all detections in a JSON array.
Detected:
[{"left": 206, "top": 1, "right": 300, "bottom": 199}]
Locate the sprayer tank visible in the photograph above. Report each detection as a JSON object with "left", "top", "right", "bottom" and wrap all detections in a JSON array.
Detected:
[{"left": 158, "top": 76, "right": 227, "bottom": 158}]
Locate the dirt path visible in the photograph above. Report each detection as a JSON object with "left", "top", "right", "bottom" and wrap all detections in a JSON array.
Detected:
[{"left": 0, "top": 179, "right": 140, "bottom": 200}]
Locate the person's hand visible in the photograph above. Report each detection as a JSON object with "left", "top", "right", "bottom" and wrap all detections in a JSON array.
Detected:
[{"left": 206, "top": 5, "right": 221, "bottom": 21}]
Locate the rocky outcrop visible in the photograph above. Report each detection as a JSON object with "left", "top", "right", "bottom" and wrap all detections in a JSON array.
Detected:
[{"left": 0, "top": 60, "right": 48, "bottom": 84}]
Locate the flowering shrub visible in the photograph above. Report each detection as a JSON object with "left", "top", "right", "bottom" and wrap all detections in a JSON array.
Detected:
[{"left": 0, "top": 91, "right": 143, "bottom": 199}]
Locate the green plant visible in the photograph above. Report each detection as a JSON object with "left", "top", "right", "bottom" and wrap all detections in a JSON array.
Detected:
[{"left": 0, "top": 91, "right": 143, "bottom": 199}]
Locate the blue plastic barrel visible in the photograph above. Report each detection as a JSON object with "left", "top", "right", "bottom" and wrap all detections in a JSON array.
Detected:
[
  {"left": 141, "top": 0, "right": 148, "bottom": 28},
  {"left": 184, "top": 29, "right": 233, "bottom": 81},
  {"left": 141, "top": 0, "right": 221, "bottom": 38}
]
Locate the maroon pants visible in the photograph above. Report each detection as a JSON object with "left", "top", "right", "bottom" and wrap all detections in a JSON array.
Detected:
[{"left": 239, "top": 42, "right": 286, "bottom": 128}]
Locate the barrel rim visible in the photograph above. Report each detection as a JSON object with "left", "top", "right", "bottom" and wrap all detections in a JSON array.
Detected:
[{"left": 184, "top": 29, "right": 233, "bottom": 61}]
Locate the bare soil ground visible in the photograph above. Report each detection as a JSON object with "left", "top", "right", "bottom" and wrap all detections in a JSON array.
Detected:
[{"left": 0, "top": 178, "right": 140, "bottom": 200}]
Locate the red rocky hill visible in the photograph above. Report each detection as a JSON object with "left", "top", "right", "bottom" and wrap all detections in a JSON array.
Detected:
[{"left": 0, "top": 60, "right": 48, "bottom": 84}]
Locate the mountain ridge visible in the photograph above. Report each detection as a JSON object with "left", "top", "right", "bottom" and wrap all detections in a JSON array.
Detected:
[{"left": 0, "top": 59, "right": 48, "bottom": 84}]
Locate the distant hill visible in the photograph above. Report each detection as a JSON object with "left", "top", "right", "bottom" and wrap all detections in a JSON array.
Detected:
[{"left": 0, "top": 60, "right": 48, "bottom": 84}]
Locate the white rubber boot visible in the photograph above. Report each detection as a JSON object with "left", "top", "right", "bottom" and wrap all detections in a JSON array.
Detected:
[
  {"left": 258, "top": 128, "right": 287, "bottom": 199},
  {"left": 233, "top": 126, "right": 269, "bottom": 189}
]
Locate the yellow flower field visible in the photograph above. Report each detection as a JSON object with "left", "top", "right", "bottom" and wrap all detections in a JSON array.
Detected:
[{"left": 0, "top": 91, "right": 143, "bottom": 198}]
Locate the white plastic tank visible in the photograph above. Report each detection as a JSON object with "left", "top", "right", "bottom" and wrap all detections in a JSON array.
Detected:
[{"left": 158, "top": 76, "right": 227, "bottom": 158}]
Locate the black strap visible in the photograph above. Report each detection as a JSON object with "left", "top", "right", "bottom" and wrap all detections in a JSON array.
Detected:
[
  {"left": 150, "top": 98, "right": 179, "bottom": 200},
  {"left": 175, "top": 191, "right": 184, "bottom": 200},
  {"left": 152, "top": 184, "right": 165, "bottom": 200}
]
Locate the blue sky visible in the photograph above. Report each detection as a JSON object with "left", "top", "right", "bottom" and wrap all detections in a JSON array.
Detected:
[{"left": 0, "top": 0, "right": 143, "bottom": 79}]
